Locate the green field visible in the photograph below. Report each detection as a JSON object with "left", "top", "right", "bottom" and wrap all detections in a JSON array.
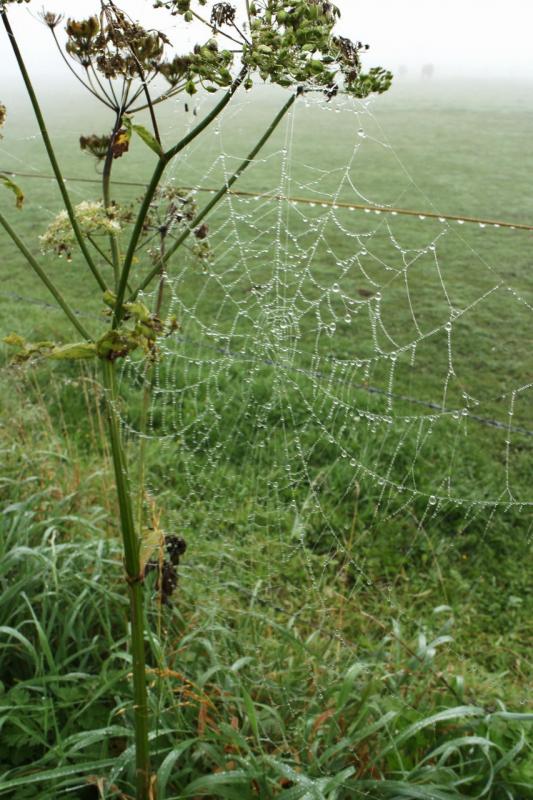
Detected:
[{"left": 1, "top": 77, "right": 532, "bottom": 797}]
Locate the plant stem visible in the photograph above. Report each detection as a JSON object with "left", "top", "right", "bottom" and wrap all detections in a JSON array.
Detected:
[
  {"left": 87, "top": 234, "right": 115, "bottom": 269},
  {"left": 1, "top": 10, "right": 107, "bottom": 293},
  {"left": 112, "top": 67, "right": 248, "bottom": 328},
  {"left": 137, "top": 235, "right": 167, "bottom": 532},
  {"left": 103, "top": 113, "right": 124, "bottom": 289},
  {"left": 0, "top": 211, "right": 91, "bottom": 341},
  {"left": 132, "top": 91, "right": 298, "bottom": 298},
  {"left": 165, "top": 66, "right": 247, "bottom": 163},
  {"left": 101, "top": 358, "right": 151, "bottom": 799}
]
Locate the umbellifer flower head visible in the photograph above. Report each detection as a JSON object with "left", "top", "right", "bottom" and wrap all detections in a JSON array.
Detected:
[
  {"left": 39, "top": 9, "right": 64, "bottom": 29},
  {"left": 40, "top": 201, "right": 124, "bottom": 260}
]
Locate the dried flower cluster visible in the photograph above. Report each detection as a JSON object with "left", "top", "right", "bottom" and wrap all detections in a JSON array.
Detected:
[
  {"left": 153, "top": 0, "right": 204, "bottom": 18},
  {"left": 79, "top": 133, "right": 112, "bottom": 161},
  {"left": 40, "top": 201, "right": 125, "bottom": 259},
  {"left": 65, "top": 9, "right": 168, "bottom": 79},
  {"left": 145, "top": 186, "right": 197, "bottom": 237},
  {"left": 40, "top": 10, "right": 63, "bottom": 29},
  {"left": 58, "top": 3, "right": 235, "bottom": 103},
  {"left": 211, "top": 2, "right": 236, "bottom": 27}
]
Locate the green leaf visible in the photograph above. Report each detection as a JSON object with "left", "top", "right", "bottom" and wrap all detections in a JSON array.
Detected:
[
  {"left": 0, "top": 758, "right": 116, "bottom": 795},
  {"left": 336, "top": 662, "right": 365, "bottom": 710},
  {"left": 47, "top": 343, "right": 97, "bottom": 361},
  {"left": 122, "top": 116, "right": 163, "bottom": 156},
  {"left": 380, "top": 705, "right": 486, "bottom": 757},
  {"left": 242, "top": 688, "right": 260, "bottom": 746},
  {"left": 358, "top": 780, "right": 457, "bottom": 800},
  {"left": 157, "top": 739, "right": 196, "bottom": 799},
  {"left": 0, "top": 174, "right": 24, "bottom": 209},
  {"left": 183, "top": 769, "right": 252, "bottom": 796},
  {"left": 132, "top": 124, "right": 163, "bottom": 156}
]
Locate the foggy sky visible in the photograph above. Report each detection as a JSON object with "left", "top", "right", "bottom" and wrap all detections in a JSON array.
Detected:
[{"left": 1, "top": 0, "right": 533, "bottom": 85}]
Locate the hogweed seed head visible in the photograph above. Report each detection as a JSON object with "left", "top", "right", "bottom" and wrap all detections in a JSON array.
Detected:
[
  {"left": 39, "top": 9, "right": 64, "bottom": 29},
  {"left": 211, "top": 3, "right": 236, "bottom": 27},
  {"left": 79, "top": 133, "right": 111, "bottom": 161}
]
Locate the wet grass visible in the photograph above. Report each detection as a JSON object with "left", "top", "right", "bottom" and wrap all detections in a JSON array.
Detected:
[{"left": 1, "top": 78, "right": 532, "bottom": 796}]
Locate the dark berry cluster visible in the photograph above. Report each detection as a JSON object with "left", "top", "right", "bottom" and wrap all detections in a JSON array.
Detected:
[{"left": 144, "top": 535, "right": 187, "bottom": 605}]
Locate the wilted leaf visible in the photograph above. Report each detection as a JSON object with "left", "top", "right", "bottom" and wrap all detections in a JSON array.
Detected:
[
  {"left": 1, "top": 174, "right": 24, "bottom": 209},
  {"left": 111, "top": 128, "right": 130, "bottom": 159},
  {"left": 122, "top": 116, "right": 163, "bottom": 156}
]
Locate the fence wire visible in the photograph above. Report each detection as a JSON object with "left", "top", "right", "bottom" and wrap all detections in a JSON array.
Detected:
[{"left": 2, "top": 289, "right": 532, "bottom": 439}]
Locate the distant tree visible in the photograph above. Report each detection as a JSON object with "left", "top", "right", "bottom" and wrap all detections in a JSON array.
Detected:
[{"left": 421, "top": 62, "right": 435, "bottom": 79}]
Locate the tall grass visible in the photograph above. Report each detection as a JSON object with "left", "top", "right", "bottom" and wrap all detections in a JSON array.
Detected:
[{"left": 0, "top": 368, "right": 531, "bottom": 798}]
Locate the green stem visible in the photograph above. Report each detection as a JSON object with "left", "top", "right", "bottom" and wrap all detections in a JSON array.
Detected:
[
  {"left": 137, "top": 236, "right": 167, "bottom": 533},
  {"left": 87, "top": 234, "right": 115, "bottom": 269},
  {"left": 132, "top": 91, "right": 298, "bottom": 299},
  {"left": 103, "top": 114, "right": 124, "bottom": 289},
  {"left": 1, "top": 10, "right": 107, "bottom": 293},
  {"left": 0, "top": 211, "right": 91, "bottom": 341},
  {"left": 101, "top": 359, "right": 151, "bottom": 800},
  {"left": 112, "top": 67, "right": 248, "bottom": 328}
]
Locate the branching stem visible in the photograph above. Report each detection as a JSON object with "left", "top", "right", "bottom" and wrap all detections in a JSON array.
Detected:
[
  {"left": 0, "top": 212, "right": 92, "bottom": 341},
  {"left": 112, "top": 67, "right": 248, "bottom": 327},
  {"left": 1, "top": 10, "right": 108, "bottom": 292},
  {"left": 133, "top": 90, "right": 298, "bottom": 298}
]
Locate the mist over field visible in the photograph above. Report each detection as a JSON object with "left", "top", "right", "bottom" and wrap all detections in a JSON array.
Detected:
[
  {"left": 1, "top": 2, "right": 532, "bottom": 797},
  {"left": 3, "top": 0, "right": 533, "bottom": 85}
]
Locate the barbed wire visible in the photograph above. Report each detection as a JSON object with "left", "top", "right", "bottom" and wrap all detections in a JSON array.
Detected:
[
  {"left": 2, "top": 289, "right": 532, "bottom": 438},
  {"left": 2, "top": 168, "right": 533, "bottom": 231}
]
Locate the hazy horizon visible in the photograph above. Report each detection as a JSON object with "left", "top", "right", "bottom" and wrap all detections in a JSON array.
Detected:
[{"left": 1, "top": 0, "right": 533, "bottom": 91}]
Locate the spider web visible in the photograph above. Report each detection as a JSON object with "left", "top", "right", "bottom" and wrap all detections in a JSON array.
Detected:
[
  {"left": 110, "top": 87, "right": 533, "bottom": 684},
  {"left": 2, "top": 79, "right": 532, "bottom": 700},
  {"left": 121, "top": 89, "right": 533, "bottom": 503}
]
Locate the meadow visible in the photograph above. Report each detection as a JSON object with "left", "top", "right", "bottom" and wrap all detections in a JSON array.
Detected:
[{"left": 0, "top": 76, "right": 532, "bottom": 797}]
